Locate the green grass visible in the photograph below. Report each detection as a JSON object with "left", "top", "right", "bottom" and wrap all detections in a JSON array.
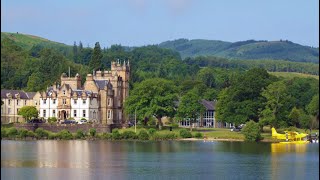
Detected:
[{"left": 270, "top": 72, "right": 319, "bottom": 80}]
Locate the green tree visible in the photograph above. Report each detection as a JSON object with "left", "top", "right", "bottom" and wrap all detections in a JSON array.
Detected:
[
  {"left": 124, "top": 78, "right": 178, "bottom": 130},
  {"left": 89, "top": 42, "right": 103, "bottom": 71},
  {"left": 260, "top": 80, "right": 291, "bottom": 127},
  {"left": 177, "top": 89, "right": 205, "bottom": 131},
  {"left": 17, "top": 106, "right": 38, "bottom": 122},
  {"left": 197, "top": 67, "right": 215, "bottom": 88},
  {"left": 241, "top": 120, "right": 261, "bottom": 142},
  {"left": 306, "top": 94, "right": 319, "bottom": 116},
  {"left": 216, "top": 68, "right": 276, "bottom": 125}
]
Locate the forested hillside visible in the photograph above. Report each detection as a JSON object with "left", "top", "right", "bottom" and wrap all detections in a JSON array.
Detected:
[
  {"left": 1, "top": 32, "right": 319, "bottom": 129},
  {"left": 159, "top": 38, "right": 319, "bottom": 63}
]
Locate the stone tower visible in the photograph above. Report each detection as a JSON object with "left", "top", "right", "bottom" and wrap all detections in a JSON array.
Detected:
[{"left": 60, "top": 73, "right": 82, "bottom": 90}]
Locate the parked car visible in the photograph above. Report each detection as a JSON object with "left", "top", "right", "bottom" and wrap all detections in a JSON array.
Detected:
[
  {"left": 79, "top": 120, "right": 87, "bottom": 124},
  {"left": 230, "top": 124, "right": 245, "bottom": 132},
  {"left": 28, "top": 118, "right": 44, "bottom": 123},
  {"left": 62, "top": 120, "right": 77, "bottom": 124}
]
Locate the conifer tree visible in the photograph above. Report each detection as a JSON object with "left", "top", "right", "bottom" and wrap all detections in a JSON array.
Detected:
[{"left": 89, "top": 42, "right": 103, "bottom": 71}]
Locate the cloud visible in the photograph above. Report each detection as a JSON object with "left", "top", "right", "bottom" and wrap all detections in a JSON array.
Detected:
[{"left": 165, "top": 0, "right": 193, "bottom": 16}]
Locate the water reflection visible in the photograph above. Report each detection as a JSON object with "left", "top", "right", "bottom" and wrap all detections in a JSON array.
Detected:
[
  {"left": 270, "top": 143, "right": 318, "bottom": 180},
  {"left": 1, "top": 140, "right": 319, "bottom": 180}
]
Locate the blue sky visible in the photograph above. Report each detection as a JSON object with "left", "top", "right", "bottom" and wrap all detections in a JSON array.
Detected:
[{"left": 1, "top": 0, "right": 319, "bottom": 48}]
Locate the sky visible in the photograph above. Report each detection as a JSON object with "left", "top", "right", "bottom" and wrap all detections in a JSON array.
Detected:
[{"left": 1, "top": 0, "right": 319, "bottom": 48}]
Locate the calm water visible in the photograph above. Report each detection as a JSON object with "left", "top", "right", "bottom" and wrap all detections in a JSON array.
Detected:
[{"left": 1, "top": 140, "right": 319, "bottom": 180}]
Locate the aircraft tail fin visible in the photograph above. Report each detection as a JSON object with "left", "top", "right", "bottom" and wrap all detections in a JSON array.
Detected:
[{"left": 271, "top": 127, "right": 278, "bottom": 137}]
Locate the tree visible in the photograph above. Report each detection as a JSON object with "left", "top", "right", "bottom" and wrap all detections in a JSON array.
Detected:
[
  {"left": 260, "top": 80, "right": 291, "bottom": 127},
  {"left": 216, "top": 68, "right": 276, "bottom": 125},
  {"left": 124, "top": 78, "right": 178, "bottom": 130},
  {"left": 177, "top": 89, "right": 205, "bottom": 131},
  {"left": 17, "top": 106, "right": 38, "bottom": 122},
  {"left": 89, "top": 42, "right": 103, "bottom": 71},
  {"left": 73, "top": 41, "right": 78, "bottom": 63},
  {"left": 306, "top": 94, "right": 319, "bottom": 116},
  {"left": 197, "top": 67, "right": 215, "bottom": 88}
]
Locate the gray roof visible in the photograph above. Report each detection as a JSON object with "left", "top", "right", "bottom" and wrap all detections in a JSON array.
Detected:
[
  {"left": 200, "top": 99, "right": 216, "bottom": 111},
  {"left": 94, "top": 80, "right": 112, "bottom": 90},
  {"left": 1, "top": 89, "right": 36, "bottom": 99}
]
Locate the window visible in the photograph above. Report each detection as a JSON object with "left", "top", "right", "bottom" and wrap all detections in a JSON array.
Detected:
[
  {"left": 83, "top": 100, "right": 86, "bottom": 104},
  {"left": 93, "top": 111, "right": 96, "bottom": 119},
  {"left": 24, "top": 100, "right": 27, "bottom": 105},
  {"left": 17, "top": 108, "right": 19, "bottom": 113},
  {"left": 63, "top": 90, "right": 66, "bottom": 95},
  {"left": 53, "top": 99, "right": 56, "bottom": 104},
  {"left": 43, "top": 99, "right": 46, "bottom": 104},
  {"left": 8, "top": 108, "right": 11, "bottom": 114},
  {"left": 8, "top": 100, "right": 11, "bottom": 105},
  {"left": 43, "top": 110, "right": 46, "bottom": 117},
  {"left": 17, "top": 100, "right": 19, "bottom": 105},
  {"left": 107, "top": 98, "right": 111, "bottom": 106},
  {"left": 74, "top": 100, "right": 77, "bottom": 104},
  {"left": 53, "top": 110, "right": 56, "bottom": 117},
  {"left": 74, "top": 110, "right": 77, "bottom": 117},
  {"left": 107, "top": 110, "right": 112, "bottom": 119},
  {"left": 83, "top": 110, "right": 86, "bottom": 117},
  {"left": 63, "top": 99, "right": 66, "bottom": 105}
]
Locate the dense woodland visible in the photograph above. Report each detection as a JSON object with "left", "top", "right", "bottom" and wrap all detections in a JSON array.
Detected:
[{"left": 1, "top": 33, "right": 319, "bottom": 129}]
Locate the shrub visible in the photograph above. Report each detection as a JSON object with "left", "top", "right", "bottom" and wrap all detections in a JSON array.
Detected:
[
  {"left": 75, "top": 129, "right": 85, "bottom": 139},
  {"left": 7, "top": 127, "right": 18, "bottom": 138},
  {"left": 286, "top": 126, "right": 299, "bottom": 132},
  {"left": 122, "top": 131, "right": 137, "bottom": 139},
  {"left": 179, "top": 129, "right": 192, "bottom": 138},
  {"left": 17, "top": 128, "right": 29, "bottom": 138},
  {"left": 138, "top": 129, "right": 149, "bottom": 140},
  {"left": 57, "top": 129, "right": 73, "bottom": 140},
  {"left": 89, "top": 128, "right": 96, "bottom": 137},
  {"left": 171, "top": 123, "right": 179, "bottom": 128},
  {"left": 194, "top": 132, "right": 203, "bottom": 138},
  {"left": 48, "top": 132, "right": 57, "bottom": 140},
  {"left": 147, "top": 118, "right": 156, "bottom": 126},
  {"left": 1, "top": 127, "right": 8, "bottom": 138},
  {"left": 148, "top": 128, "right": 156, "bottom": 135},
  {"left": 152, "top": 132, "right": 177, "bottom": 140},
  {"left": 99, "top": 133, "right": 112, "bottom": 140},
  {"left": 47, "top": 117, "right": 57, "bottom": 124},
  {"left": 112, "top": 128, "right": 122, "bottom": 140},
  {"left": 241, "top": 120, "right": 262, "bottom": 142},
  {"left": 27, "top": 131, "right": 36, "bottom": 138},
  {"left": 35, "top": 128, "right": 49, "bottom": 138}
]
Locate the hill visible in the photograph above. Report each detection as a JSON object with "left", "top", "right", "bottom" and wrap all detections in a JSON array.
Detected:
[
  {"left": 159, "top": 39, "right": 319, "bottom": 63},
  {"left": 269, "top": 72, "right": 319, "bottom": 80}
]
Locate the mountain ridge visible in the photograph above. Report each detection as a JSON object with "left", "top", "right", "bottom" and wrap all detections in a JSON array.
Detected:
[
  {"left": 159, "top": 38, "right": 319, "bottom": 63},
  {"left": 1, "top": 32, "right": 318, "bottom": 63}
]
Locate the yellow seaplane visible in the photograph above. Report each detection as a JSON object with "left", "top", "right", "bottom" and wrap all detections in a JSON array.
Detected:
[{"left": 271, "top": 127, "right": 309, "bottom": 144}]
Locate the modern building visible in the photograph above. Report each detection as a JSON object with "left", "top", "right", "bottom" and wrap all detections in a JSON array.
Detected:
[
  {"left": 1, "top": 90, "right": 40, "bottom": 123},
  {"left": 39, "top": 61, "right": 130, "bottom": 125},
  {"left": 179, "top": 99, "right": 233, "bottom": 128}
]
